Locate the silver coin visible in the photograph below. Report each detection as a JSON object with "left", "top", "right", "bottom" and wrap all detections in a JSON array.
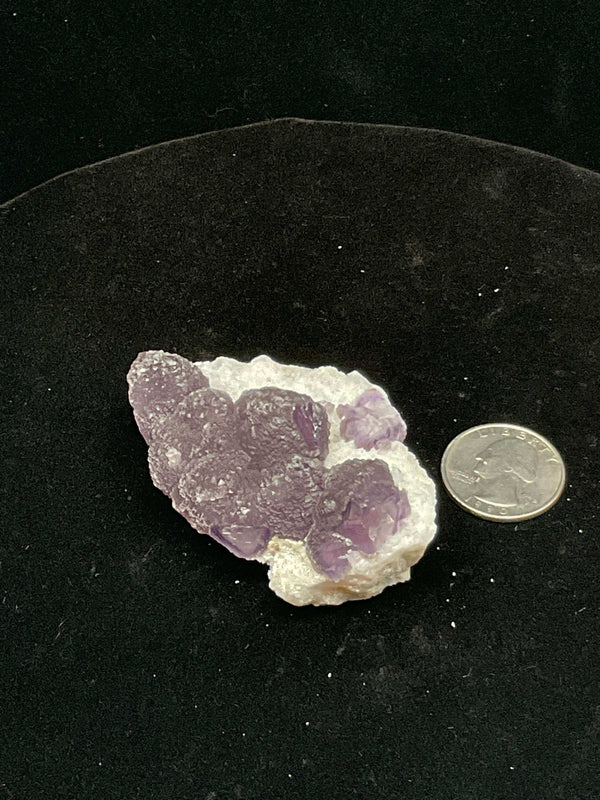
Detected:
[{"left": 441, "top": 423, "right": 566, "bottom": 522}]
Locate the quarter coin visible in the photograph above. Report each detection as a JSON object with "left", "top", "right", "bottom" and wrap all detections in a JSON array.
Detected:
[{"left": 441, "top": 423, "right": 566, "bottom": 522}]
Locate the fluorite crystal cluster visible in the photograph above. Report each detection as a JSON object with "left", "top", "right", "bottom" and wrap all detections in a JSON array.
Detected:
[{"left": 128, "top": 352, "right": 436, "bottom": 605}]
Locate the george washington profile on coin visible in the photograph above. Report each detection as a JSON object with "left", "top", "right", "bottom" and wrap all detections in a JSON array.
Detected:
[{"left": 466, "top": 437, "right": 538, "bottom": 509}]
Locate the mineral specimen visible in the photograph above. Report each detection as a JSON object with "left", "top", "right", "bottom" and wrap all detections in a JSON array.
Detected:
[
  {"left": 127, "top": 351, "right": 437, "bottom": 605},
  {"left": 337, "top": 388, "right": 407, "bottom": 450}
]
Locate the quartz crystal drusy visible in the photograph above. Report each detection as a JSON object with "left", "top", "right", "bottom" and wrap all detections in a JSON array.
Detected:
[{"left": 127, "top": 352, "right": 437, "bottom": 605}]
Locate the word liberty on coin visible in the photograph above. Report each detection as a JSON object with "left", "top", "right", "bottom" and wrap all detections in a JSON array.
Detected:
[{"left": 441, "top": 424, "right": 566, "bottom": 522}]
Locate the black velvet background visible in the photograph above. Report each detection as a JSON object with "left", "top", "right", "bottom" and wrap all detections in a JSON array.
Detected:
[
  {"left": 4, "top": 1, "right": 600, "bottom": 205},
  {"left": 1, "top": 118, "right": 599, "bottom": 798}
]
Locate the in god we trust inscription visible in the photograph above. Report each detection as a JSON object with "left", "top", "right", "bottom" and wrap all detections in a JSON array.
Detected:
[{"left": 441, "top": 424, "right": 566, "bottom": 522}]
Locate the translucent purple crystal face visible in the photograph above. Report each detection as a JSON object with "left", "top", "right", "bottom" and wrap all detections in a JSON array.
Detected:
[
  {"left": 337, "top": 388, "right": 407, "bottom": 450},
  {"left": 306, "top": 459, "right": 410, "bottom": 578},
  {"left": 127, "top": 351, "right": 412, "bottom": 578}
]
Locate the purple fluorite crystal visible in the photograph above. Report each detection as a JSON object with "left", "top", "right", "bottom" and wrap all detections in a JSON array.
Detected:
[
  {"left": 306, "top": 459, "right": 410, "bottom": 578},
  {"left": 154, "top": 387, "right": 238, "bottom": 458},
  {"left": 128, "top": 351, "right": 209, "bottom": 443},
  {"left": 210, "top": 523, "right": 272, "bottom": 558},
  {"left": 256, "top": 455, "right": 325, "bottom": 541},
  {"left": 235, "top": 387, "right": 329, "bottom": 466},
  {"left": 178, "top": 452, "right": 269, "bottom": 558},
  {"left": 337, "top": 388, "right": 407, "bottom": 450},
  {"left": 127, "top": 351, "right": 412, "bottom": 575},
  {"left": 146, "top": 387, "right": 237, "bottom": 501}
]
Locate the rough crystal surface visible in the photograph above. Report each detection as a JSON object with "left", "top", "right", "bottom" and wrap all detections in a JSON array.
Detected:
[
  {"left": 235, "top": 387, "right": 329, "bottom": 466},
  {"left": 155, "top": 387, "right": 238, "bottom": 459},
  {"left": 127, "top": 350, "right": 437, "bottom": 605},
  {"left": 256, "top": 455, "right": 325, "bottom": 541},
  {"left": 178, "top": 452, "right": 268, "bottom": 558},
  {"left": 128, "top": 351, "right": 209, "bottom": 443}
]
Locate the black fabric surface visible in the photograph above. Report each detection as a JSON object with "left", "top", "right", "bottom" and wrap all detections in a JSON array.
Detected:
[
  {"left": 4, "top": 1, "right": 600, "bottom": 204},
  {"left": 1, "top": 118, "right": 599, "bottom": 799}
]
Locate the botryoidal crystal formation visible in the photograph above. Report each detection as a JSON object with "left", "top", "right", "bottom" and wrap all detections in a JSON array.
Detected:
[{"left": 127, "top": 352, "right": 437, "bottom": 605}]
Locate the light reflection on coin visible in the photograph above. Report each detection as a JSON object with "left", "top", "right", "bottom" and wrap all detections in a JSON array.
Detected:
[{"left": 441, "top": 423, "right": 566, "bottom": 522}]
